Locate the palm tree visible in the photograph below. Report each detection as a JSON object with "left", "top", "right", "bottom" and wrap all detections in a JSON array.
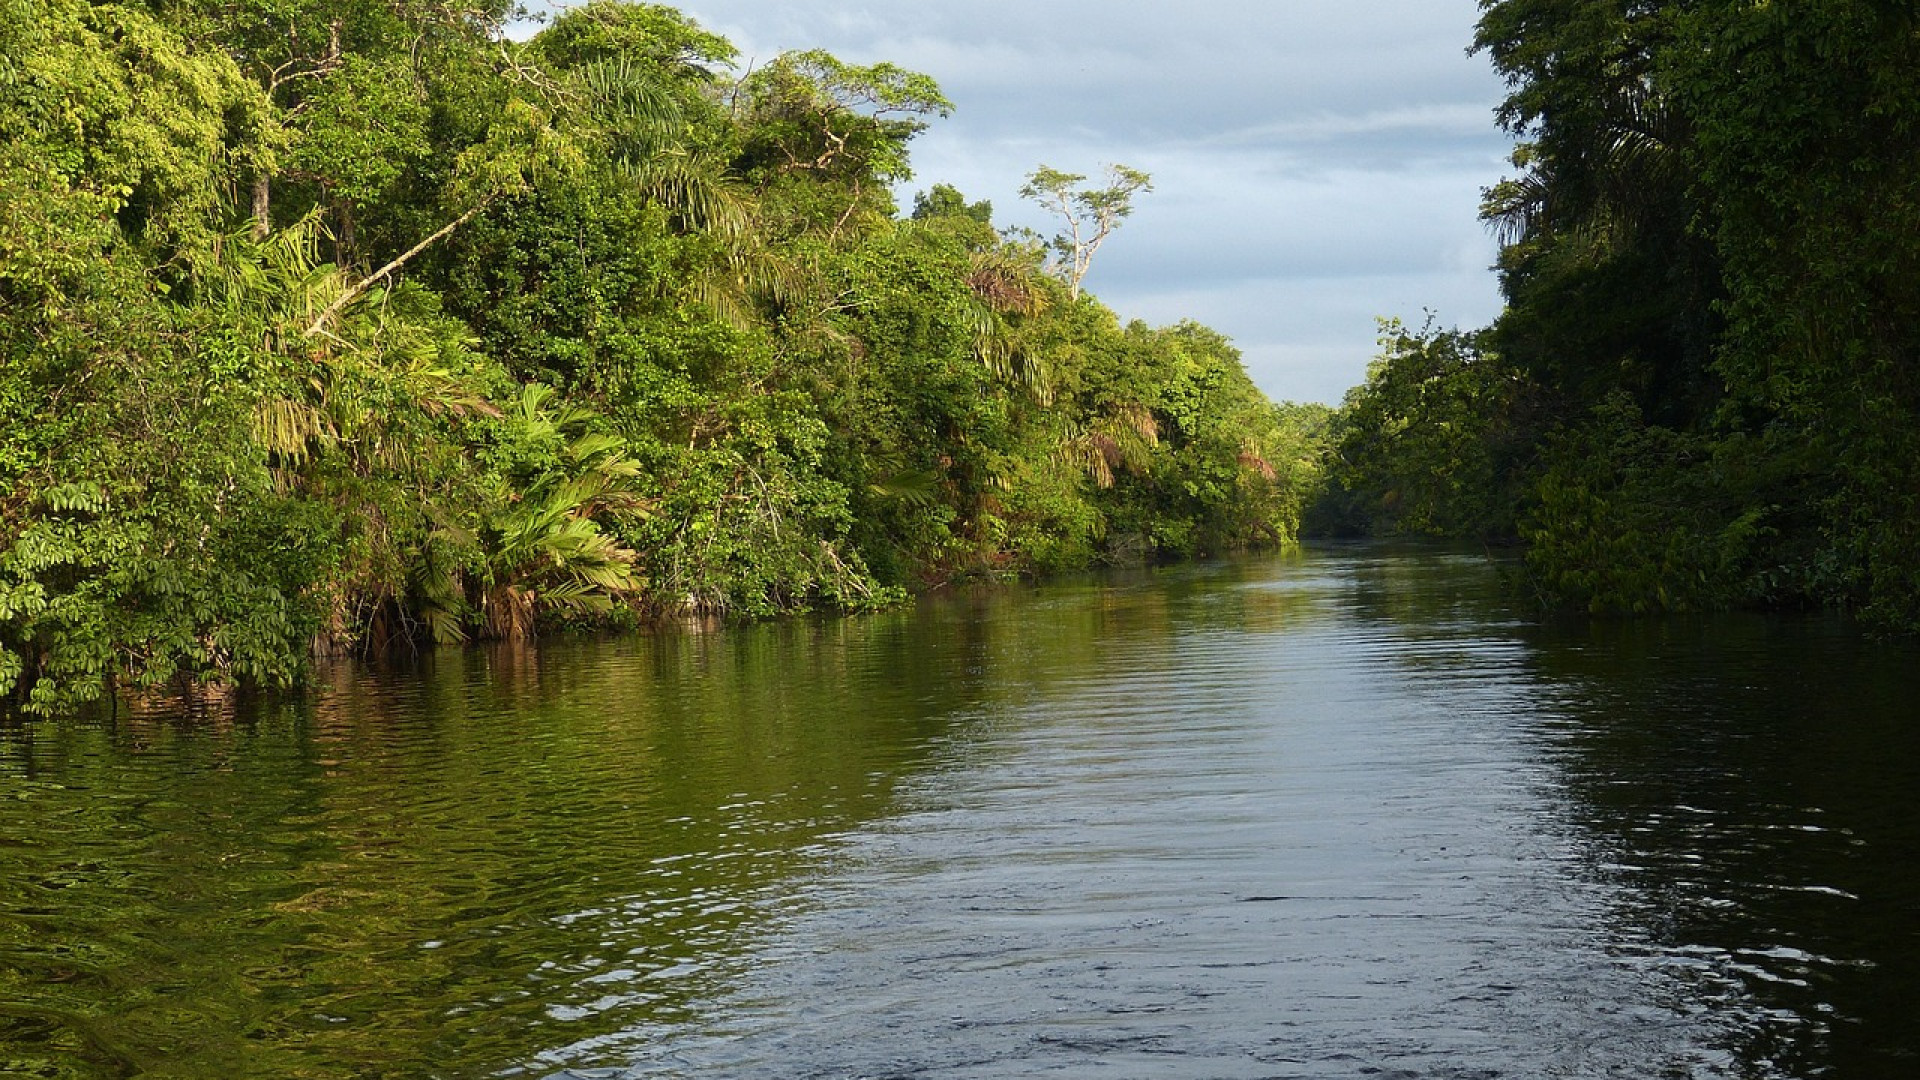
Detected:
[{"left": 470, "top": 385, "right": 650, "bottom": 641}]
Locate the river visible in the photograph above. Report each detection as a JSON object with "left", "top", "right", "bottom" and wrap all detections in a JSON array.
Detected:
[{"left": 3, "top": 547, "right": 1917, "bottom": 1078}]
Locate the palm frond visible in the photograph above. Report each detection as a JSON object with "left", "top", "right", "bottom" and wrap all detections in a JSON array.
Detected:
[
  {"left": 579, "top": 58, "right": 685, "bottom": 144},
  {"left": 867, "top": 468, "right": 942, "bottom": 507}
]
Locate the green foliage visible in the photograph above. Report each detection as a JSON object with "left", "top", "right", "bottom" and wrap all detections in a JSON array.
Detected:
[
  {"left": 807, "top": 221, "right": 1008, "bottom": 583},
  {"left": 1314, "top": 320, "right": 1533, "bottom": 539},
  {"left": 0, "top": 240, "right": 324, "bottom": 713},
  {"left": 530, "top": 0, "right": 737, "bottom": 78},
  {"left": 2, "top": 0, "right": 1308, "bottom": 714},
  {"left": 1667, "top": 0, "right": 1920, "bottom": 629},
  {"left": 1518, "top": 393, "right": 1765, "bottom": 614},
  {"left": 734, "top": 49, "right": 952, "bottom": 238},
  {"left": 1319, "top": 1, "right": 1920, "bottom": 629},
  {"left": 0, "top": 0, "right": 269, "bottom": 255},
  {"left": 284, "top": 53, "right": 432, "bottom": 215},
  {"left": 465, "top": 385, "right": 649, "bottom": 640},
  {"left": 912, "top": 183, "right": 993, "bottom": 228},
  {"left": 1114, "top": 321, "right": 1323, "bottom": 558}
]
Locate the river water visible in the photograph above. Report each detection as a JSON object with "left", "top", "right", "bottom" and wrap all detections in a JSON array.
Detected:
[{"left": 3, "top": 548, "right": 1917, "bottom": 1078}]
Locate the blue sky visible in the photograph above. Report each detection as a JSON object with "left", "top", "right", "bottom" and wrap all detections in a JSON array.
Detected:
[{"left": 525, "top": 2, "right": 1516, "bottom": 404}]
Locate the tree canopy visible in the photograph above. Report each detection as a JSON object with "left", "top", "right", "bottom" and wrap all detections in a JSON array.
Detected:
[{"left": 1019, "top": 163, "right": 1153, "bottom": 301}]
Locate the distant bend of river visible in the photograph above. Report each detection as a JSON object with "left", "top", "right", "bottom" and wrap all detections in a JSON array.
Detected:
[{"left": 3, "top": 547, "right": 1918, "bottom": 1079}]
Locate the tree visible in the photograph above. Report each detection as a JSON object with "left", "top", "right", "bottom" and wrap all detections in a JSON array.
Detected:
[
  {"left": 527, "top": 0, "right": 736, "bottom": 79},
  {"left": 734, "top": 49, "right": 951, "bottom": 237},
  {"left": 1019, "top": 163, "right": 1151, "bottom": 301},
  {"left": 1312, "top": 319, "right": 1534, "bottom": 539},
  {"left": 163, "top": 0, "right": 518, "bottom": 245},
  {"left": 1664, "top": 0, "right": 1920, "bottom": 626},
  {"left": 1394, "top": 0, "right": 1920, "bottom": 624},
  {"left": 1473, "top": 0, "right": 1721, "bottom": 431},
  {"left": 912, "top": 183, "right": 992, "bottom": 227}
]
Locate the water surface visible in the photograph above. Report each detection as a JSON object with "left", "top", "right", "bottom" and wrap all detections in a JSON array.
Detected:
[{"left": 3, "top": 549, "right": 1917, "bottom": 1078}]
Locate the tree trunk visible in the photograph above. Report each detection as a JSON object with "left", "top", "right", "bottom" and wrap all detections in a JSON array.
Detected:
[
  {"left": 304, "top": 199, "right": 492, "bottom": 338},
  {"left": 251, "top": 174, "right": 271, "bottom": 240},
  {"left": 484, "top": 585, "right": 535, "bottom": 641},
  {"left": 334, "top": 198, "right": 357, "bottom": 270}
]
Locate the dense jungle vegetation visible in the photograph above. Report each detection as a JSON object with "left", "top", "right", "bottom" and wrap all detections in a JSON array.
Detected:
[
  {"left": 1318, "top": 0, "right": 1920, "bottom": 631},
  {"left": 0, "top": 0, "right": 1326, "bottom": 714},
  {"left": 11, "top": 0, "right": 1915, "bottom": 716}
]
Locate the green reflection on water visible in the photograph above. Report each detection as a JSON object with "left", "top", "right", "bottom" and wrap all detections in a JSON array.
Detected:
[
  {"left": 0, "top": 606, "right": 1000, "bottom": 1078},
  {"left": 0, "top": 562, "right": 1319, "bottom": 1080}
]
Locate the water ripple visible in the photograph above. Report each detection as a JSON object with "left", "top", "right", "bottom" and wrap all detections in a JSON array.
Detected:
[{"left": 6, "top": 550, "right": 1919, "bottom": 1079}]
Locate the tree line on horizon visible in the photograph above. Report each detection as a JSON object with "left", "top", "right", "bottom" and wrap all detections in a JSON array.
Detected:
[{"left": 0, "top": 0, "right": 1324, "bottom": 714}]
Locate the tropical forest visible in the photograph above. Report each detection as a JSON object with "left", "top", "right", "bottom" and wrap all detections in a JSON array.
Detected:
[
  {"left": 0, "top": 0, "right": 1325, "bottom": 716},
  {"left": 4, "top": 0, "right": 1919, "bottom": 711},
  {"left": 8, "top": 4, "right": 1920, "bottom": 1079},
  {"left": 1320, "top": 1, "right": 1920, "bottom": 632}
]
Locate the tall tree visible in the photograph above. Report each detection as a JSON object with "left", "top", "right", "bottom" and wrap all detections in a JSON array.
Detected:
[
  {"left": 1019, "top": 163, "right": 1151, "bottom": 301},
  {"left": 1474, "top": 0, "right": 1721, "bottom": 430},
  {"left": 734, "top": 49, "right": 951, "bottom": 237}
]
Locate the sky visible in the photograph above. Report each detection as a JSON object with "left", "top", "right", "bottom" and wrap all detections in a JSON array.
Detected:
[{"left": 526, "top": 2, "right": 1517, "bottom": 404}]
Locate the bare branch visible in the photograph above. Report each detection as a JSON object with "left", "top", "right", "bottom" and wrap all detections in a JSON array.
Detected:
[{"left": 303, "top": 200, "right": 493, "bottom": 339}]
